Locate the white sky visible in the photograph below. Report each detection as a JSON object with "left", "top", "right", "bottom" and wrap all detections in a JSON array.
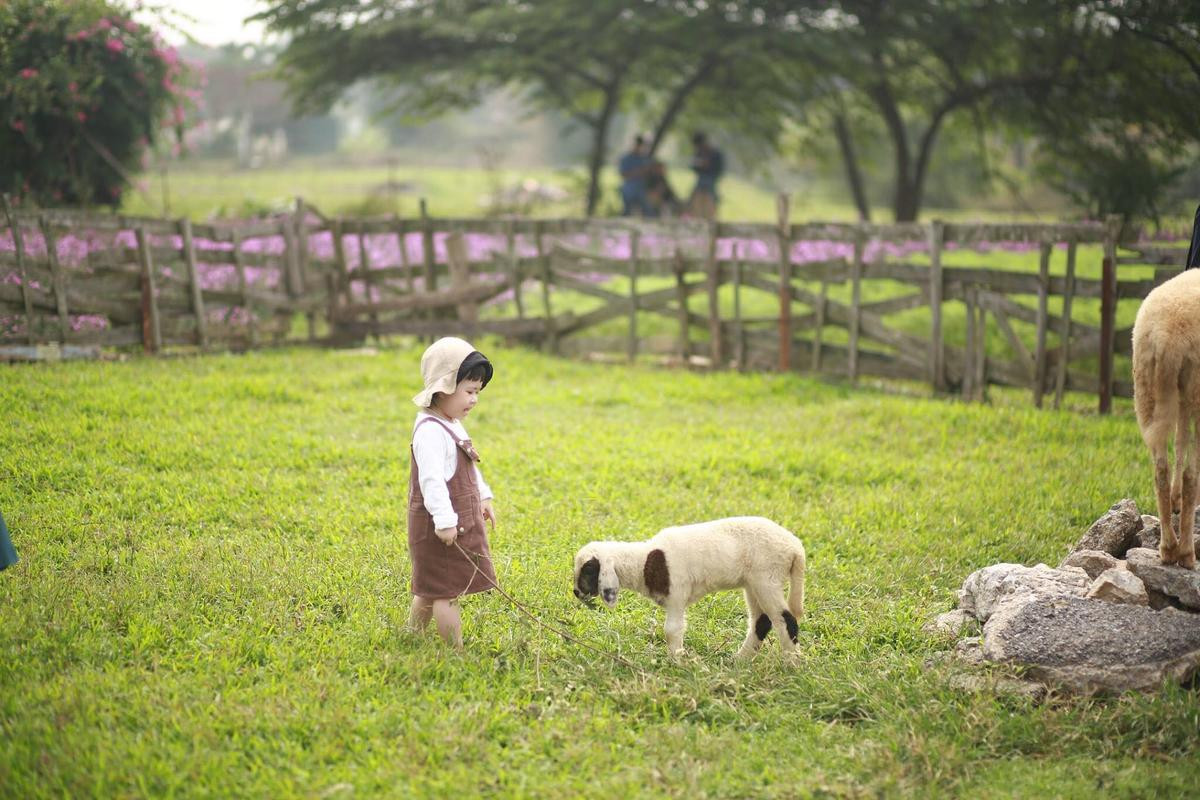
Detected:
[{"left": 137, "top": 0, "right": 270, "bottom": 47}]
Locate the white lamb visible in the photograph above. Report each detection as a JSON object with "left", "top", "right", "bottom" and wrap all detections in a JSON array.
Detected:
[
  {"left": 571, "top": 516, "right": 807, "bottom": 658},
  {"left": 1133, "top": 269, "right": 1200, "bottom": 569}
]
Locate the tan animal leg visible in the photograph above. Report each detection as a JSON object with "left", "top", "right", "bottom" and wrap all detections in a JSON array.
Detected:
[
  {"left": 1179, "top": 413, "right": 1199, "bottom": 568},
  {"left": 736, "top": 589, "right": 766, "bottom": 660},
  {"left": 1156, "top": 452, "right": 1180, "bottom": 564}
]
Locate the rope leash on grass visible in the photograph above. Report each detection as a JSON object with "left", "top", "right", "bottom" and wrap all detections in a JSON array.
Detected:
[{"left": 451, "top": 539, "right": 637, "bottom": 669}]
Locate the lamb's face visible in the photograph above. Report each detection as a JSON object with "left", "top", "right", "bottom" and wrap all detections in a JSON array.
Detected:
[{"left": 573, "top": 545, "right": 619, "bottom": 607}]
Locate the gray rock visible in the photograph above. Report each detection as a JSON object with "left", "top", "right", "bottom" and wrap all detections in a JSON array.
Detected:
[
  {"left": 954, "top": 636, "right": 985, "bottom": 667},
  {"left": 1086, "top": 567, "right": 1149, "bottom": 606},
  {"left": 982, "top": 596, "right": 1200, "bottom": 693},
  {"left": 1069, "top": 499, "right": 1143, "bottom": 558},
  {"left": 958, "top": 563, "right": 1090, "bottom": 622},
  {"left": 945, "top": 672, "right": 1047, "bottom": 701},
  {"left": 1138, "top": 515, "right": 1161, "bottom": 550},
  {"left": 924, "top": 609, "right": 975, "bottom": 637},
  {"left": 1124, "top": 547, "right": 1200, "bottom": 610},
  {"left": 1060, "top": 549, "right": 1121, "bottom": 579}
]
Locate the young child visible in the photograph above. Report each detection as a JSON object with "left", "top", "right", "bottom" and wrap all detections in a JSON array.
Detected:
[{"left": 406, "top": 336, "right": 498, "bottom": 649}]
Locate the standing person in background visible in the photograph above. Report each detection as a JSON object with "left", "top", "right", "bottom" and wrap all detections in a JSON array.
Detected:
[
  {"left": 687, "top": 132, "right": 725, "bottom": 221},
  {"left": 0, "top": 512, "right": 17, "bottom": 571},
  {"left": 618, "top": 134, "right": 654, "bottom": 217},
  {"left": 1187, "top": 203, "right": 1200, "bottom": 269}
]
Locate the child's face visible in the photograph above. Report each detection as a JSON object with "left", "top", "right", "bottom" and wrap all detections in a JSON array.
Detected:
[{"left": 434, "top": 378, "right": 484, "bottom": 421}]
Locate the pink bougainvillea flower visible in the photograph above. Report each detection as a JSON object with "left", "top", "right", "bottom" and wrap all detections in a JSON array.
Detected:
[
  {"left": 77, "top": 111, "right": 87, "bottom": 122},
  {"left": 106, "top": 38, "right": 124, "bottom": 53},
  {"left": 10, "top": 120, "right": 26, "bottom": 133},
  {"left": 19, "top": 68, "right": 38, "bottom": 79},
  {"left": 68, "top": 81, "right": 78, "bottom": 92}
]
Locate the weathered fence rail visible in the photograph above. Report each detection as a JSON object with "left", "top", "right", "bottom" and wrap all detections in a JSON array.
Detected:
[{"left": 1, "top": 195, "right": 1186, "bottom": 412}]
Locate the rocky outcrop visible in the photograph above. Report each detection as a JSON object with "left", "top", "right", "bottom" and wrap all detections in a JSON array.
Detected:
[
  {"left": 957, "top": 563, "right": 1089, "bottom": 622},
  {"left": 980, "top": 597, "right": 1200, "bottom": 693},
  {"left": 1067, "top": 499, "right": 1143, "bottom": 558},
  {"left": 930, "top": 500, "right": 1200, "bottom": 695},
  {"left": 1060, "top": 549, "right": 1121, "bottom": 580},
  {"left": 1086, "top": 567, "right": 1149, "bottom": 606}
]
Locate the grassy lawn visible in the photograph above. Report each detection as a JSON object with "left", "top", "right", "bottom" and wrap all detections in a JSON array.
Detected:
[
  {"left": 120, "top": 158, "right": 1084, "bottom": 225},
  {"left": 2, "top": 342, "right": 1198, "bottom": 797}
]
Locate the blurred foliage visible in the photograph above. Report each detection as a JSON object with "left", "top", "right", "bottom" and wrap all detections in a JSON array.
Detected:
[{"left": 0, "top": 0, "right": 191, "bottom": 207}]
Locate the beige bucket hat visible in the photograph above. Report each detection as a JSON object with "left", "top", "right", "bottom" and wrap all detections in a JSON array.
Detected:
[{"left": 412, "top": 336, "right": 477, "bottom": 408}]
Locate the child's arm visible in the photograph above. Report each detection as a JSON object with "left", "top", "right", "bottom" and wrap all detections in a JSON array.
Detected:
[
  {"left": 476, "top": 465, "right": 497, "bottom": 530},
  {"left": 413, "top": 424, "right": 458, "bottom": 533}
]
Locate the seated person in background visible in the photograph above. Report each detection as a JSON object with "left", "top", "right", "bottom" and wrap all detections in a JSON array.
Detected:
[
  {"left": 618, "top": 134, "right": 654, "bottom": 217},
  {"left": 645, "top": 162, "right": 682, "bottom": 218}
]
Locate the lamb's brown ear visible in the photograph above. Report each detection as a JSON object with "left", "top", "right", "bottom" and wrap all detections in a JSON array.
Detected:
[{"left": 643, "top": 548, "right": 670, "bottom": 598}]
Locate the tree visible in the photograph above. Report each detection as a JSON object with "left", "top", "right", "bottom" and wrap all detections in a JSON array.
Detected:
[
  {"left": 0, "top": 0, "right": 189, "bottom": 207},
  {"left": 1018, "top": 1, "right": 1200, "bottom": 225},
  {"left": 256, "top": 0, "right": 750, "bottom": 216}
]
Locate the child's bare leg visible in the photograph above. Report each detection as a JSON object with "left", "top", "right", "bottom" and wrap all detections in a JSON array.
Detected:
[
  {"left": 431, "top": 599, "right": 463, "bottom": 649},
  {"left": 407, "top": 596, "right": 434, "bottom": 632}
]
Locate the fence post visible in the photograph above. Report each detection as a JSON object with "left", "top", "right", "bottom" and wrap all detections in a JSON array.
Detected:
[
  {"left": 1033, "top": 241, "right": 1051, "bottom": 408},
  {"left": 733, "top": 243, "right": 745, "bottom": 372},
  {"left": 1054, "top": 240, "right": 1077, "bottom": 409},
  {"left": 705, "top": 221, "right": 723, "bottom": 368},
  {"left": 811, "top": 271, "right": 827, "bottom": 374},
  {"left": 674, "top": 246, "right": 690, "bottom": 363},
  {"left": 136, "top": 227, "right": 162, "bottom": 353},
  {"left": 928, "top": 219, "right": 945, "bottom": 392},
  {"left": 39, "top": 216, "right": 70, "bottom": 343},
  {"left": 294, "top": 197, "right": 316, "bottom": 341},
  {"left": 535, "top": 221, "right": 557, "bottom": 353},
  {"left": 419, "top": 198, "right": 437, "bottom": 293},
  {"left": 506, "top": 219, "right": 525, "bottom": 319},
  {"left": 1, "top": 196, "right": 36, "bottom": 345},
  {"left": 848, "top": 232, "right": 864, "bottom": 383},
  {"left": 776, "top": 193, "right": 792, "bottom": 372},
  {"left": 1098, "top": 218, "right": 1120, "bottom": 414},
  {"left": 627, "top": 231, "right": 640, "bottom": 363},
  {"left": 963, "top": 284, "right": 976, "bottom": 400},
  {"left": 395, "top": 216, "right": 414, "bottom": 295},
  {"left": 179, "top": 218, "right": 208, "bottom": 348}
]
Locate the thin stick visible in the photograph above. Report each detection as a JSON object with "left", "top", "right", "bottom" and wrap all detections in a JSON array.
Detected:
[{"left": 452, "top": 541, "right": 636, "bottom": 669}]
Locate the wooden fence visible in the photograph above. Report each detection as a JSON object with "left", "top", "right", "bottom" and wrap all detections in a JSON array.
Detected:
[{"left": 1, "top": 195, "right": 1188, "bottom": 412}]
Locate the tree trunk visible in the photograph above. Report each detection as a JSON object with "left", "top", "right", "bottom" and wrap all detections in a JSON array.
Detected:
[
  {"left": 833, "top": 113, "right": 871, "bottom": 222},
  {"left": 583, "top": 85, "right": 621, "bottom": 217},
  {"left": 647, "top": 54, "right": 719, "bottom": 155}
]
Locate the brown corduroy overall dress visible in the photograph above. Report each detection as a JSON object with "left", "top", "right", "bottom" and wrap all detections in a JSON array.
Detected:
[{"left": 407, "top": 416, "right": 497, "bottom": 599}]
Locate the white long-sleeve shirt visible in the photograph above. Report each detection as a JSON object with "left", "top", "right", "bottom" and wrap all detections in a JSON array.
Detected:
[{"left": 412, "top": 411, "right": 492, "bottom": 531}]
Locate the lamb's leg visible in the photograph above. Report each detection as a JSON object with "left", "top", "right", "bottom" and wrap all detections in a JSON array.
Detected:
[
  {"left": 751, "top": 581, "right": 798, "bottom": 655},
  {"left": 736, "top": 589, "right": 767, "bottom": 660},
  {"left": 1156, "top": 448, "right": 1181, "bottom": 565},
  {"left": 1180, "top": 413, "right": 1199, "bottom": 569},
  {"left": 662, "top": 602, "right": 687, "bottom": 659},
  {"left": 1174, "top": 417, "right": 1188, "bottom": 515}
]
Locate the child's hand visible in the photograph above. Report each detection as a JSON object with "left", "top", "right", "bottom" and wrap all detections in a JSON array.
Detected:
[
  {"left": 482, "top": 499, "right": 497, "bottom": 531},
  {"left": 435, "top": 527, "right": 459, "bottom": 546}
]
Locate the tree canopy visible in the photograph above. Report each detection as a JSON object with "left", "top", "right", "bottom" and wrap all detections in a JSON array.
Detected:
[{"left": 257, "top": 0, "right": 1200, "bottom": 222}]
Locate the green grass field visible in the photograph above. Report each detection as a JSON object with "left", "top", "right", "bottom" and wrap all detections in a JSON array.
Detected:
[
  {"left": 120, "top": 158, "right": 1088, "bottom": 225},
  {"left": 2, "top": 342, "right": 1198, "bottom": 798}
]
